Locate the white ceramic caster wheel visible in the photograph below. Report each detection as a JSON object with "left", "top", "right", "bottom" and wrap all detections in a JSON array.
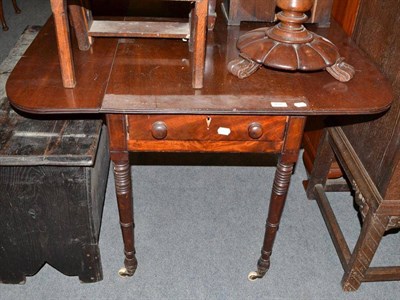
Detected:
[
  {"left": 248, "top": 271, "right": 259, "bottom": 281},
  {"left": 118, "top": 267, "right": 131, "bottom": 278}
]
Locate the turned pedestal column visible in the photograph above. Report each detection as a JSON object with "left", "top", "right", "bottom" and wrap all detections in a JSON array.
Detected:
[{"left": 228, "top": 0, "right": 355, "bottom": 82}]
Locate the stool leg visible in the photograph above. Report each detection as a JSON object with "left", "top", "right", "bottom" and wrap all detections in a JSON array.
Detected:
[
  {"left": 50, "top": 0, "right": 76, "bottom": 88},
  {"left": 341, "top": 213, "right": 389, "bottom": 291},
  {"left": 0, "top": 0, "right": 8, "bottom": 31},
  {"left": 68, "top": 1, "right": 91, "bottom": 51},
  {"left": 305, "top": 129, "right": 335, "bottom": 200},
  {"left": 192, "top": 0, "right": 208, "bottom": 89},
  {"left": 249, "top": 116, "right": 306, "bottom": 281},
  {"left": 80, "top": 0, "right": 94, "bottom": 45},
  {"left": 107, "top": 115, "right": 138, "bottom": 277},
  {"left": 208, "top": 0, "right": 217, "bottom": 30},
  {"left": 12, "top": 0, "right": 20, "bottom": 14},
  {"left": 112, "top": 155, "right": 138, "bottom": 277}
]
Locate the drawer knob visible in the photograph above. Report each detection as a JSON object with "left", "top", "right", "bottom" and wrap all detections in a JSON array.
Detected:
[
  {"left": 151, "top": 121, "right": 168, "bottom": 139},
  {"left": 248, "top": 122, "right": 263, "bottom": 139}
]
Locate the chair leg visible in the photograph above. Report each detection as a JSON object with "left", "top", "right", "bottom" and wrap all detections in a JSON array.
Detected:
[
  {"left": 341, "top": 213, "right": 389, "bottom": 291},
  {"left": 305, "top": 128, "right": 335, "bottom": 200}
]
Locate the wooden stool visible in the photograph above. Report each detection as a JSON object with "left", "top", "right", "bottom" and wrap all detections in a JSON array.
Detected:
[
  {"left": 306, "top": 126, "right": 400, "bottom": 291},
  {"left": 50, "top": 0, "right": 213, "bottom": 89},
  {"left": 0, "top": 0, "right": 21, "bottom": 31}
]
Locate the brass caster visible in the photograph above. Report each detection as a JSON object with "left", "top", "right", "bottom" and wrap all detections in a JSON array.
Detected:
[
  {"left": 118, "top": 267, "right": 133, "bottom": 278},
  {"left": 248, "top": 271, "right": 262, "bottom": 281}
]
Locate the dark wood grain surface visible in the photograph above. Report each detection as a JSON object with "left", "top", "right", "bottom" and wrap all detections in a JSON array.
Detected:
[
  {"left": 340, "top": 0, "right": 400, "bottom": 199},
  {"left": 0, "top": 126, "right": 109, "bottom": 283},
  {"left": 6, "top": 14, "right": 392, "bottom": 116},
  {"left": 0, "top": 107, "right": 103, "bottom": 166},
  {"left": 127, "top": 115, "right": 287, "bottom": 141},
  {"left": 6, "top": 17, "right": 118, "bottom": 113},
  {"left": 92, "top": 19, "right": 394, "bottom": 116}
]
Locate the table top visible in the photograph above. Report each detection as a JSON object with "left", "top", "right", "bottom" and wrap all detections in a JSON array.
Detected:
[
  {"left": 6, "top": 16, "right": 392, "bottom": 116},
  {"left": 0, "top": 25, "right": 103, "bottom": 166}
]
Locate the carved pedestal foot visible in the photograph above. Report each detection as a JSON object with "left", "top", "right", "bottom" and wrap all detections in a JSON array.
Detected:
[
  {"left": 227, "top": 57, "right": 261, "bottom": 79},
  {"left": 326, "top": 57, "right": 355, "bottom": 82}
]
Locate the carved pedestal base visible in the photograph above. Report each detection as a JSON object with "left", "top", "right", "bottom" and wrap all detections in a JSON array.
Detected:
[{"left": 228, "top": 0, "right": 355, "bottom": 82}]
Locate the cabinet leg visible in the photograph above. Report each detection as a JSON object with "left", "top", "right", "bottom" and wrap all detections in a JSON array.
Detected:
[
  {"left": 112, "top": 157, "right": 138, "bottom": 277},
  {"left": 79, "top": 244, "right": 103, "bottom": 283},
  {"left": 0, "top": 272, "right": 26, "bottom": 284},
  {"left": 249, "top": 161, "right": 294, "bottom": 281}
]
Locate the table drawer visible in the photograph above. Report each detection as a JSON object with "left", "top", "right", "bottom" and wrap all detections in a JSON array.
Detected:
[
  {"left": 126, "top": 115, "right": 287, "bottom": 153},
  {"left": 128, "top": 115, "right": 287, "bottom": 142}
]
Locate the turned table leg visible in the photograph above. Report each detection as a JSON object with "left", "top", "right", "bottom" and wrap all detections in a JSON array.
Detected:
[
  {"left": 248, "top": 160, "right": 295, "bottom": 280},
  {"left": 341, "top": 213, "right": 389, "bottom": 291},
  {"left": 207, "top": 0, "right": 217, "bottom": 30},
  {"left": 112, "top": 154, "right": 138, "bottom": 277},
  {"left": 249, "top": 116, "right": 306, "bottom": 281},
  {"left": 107, "top": 114, "right": 138, "bottom": 277}
]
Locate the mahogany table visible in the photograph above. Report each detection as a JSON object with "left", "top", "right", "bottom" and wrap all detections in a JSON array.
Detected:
[{"left": 6, "top": 15, "right": 392, "bottom": 280}]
